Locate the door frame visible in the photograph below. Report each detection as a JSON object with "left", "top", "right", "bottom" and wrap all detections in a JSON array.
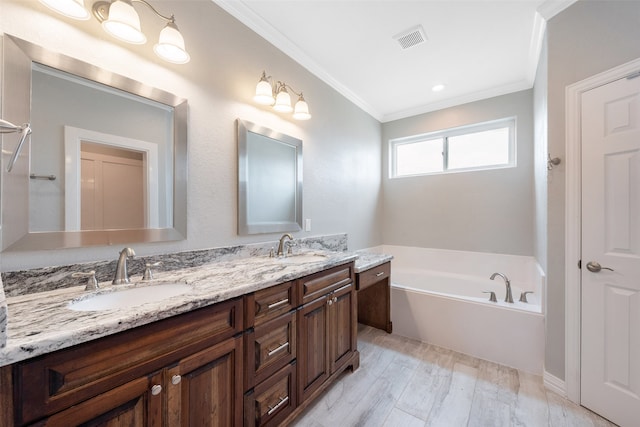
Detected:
[
  {"left": 565, "top": 56, "right": 640, "bottom": 404},
  {"left": 64, "top": 126, "right": 160, "bottom": 231}
]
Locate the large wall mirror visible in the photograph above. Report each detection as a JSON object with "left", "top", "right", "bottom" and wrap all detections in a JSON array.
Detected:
[
  {"left": 237, "top": 119, "right": 302, "bottom": 235},
  {"left": 1, "top": 35, "right": 187, "bottom": 251}
]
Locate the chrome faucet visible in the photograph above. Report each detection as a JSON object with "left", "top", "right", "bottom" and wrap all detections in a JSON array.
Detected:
[
  {"left": 276, "top": 233, "right": 293, "bottom": 257},
  {"left": 113, "top": 247, "right": 136, "bottom": 284},
  {"left": 490, "top": 272, "right": 513, "bottom": 303}
]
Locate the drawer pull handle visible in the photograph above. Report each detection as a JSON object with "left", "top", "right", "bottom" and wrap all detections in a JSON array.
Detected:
[
  {"left": 267, "top": 396, "right": 289, "bottom": 415},
  {"left": 171, "top": 375, "right": 182, "bottom": 385},
  {"left": 268, "top": 299, "right": 289, "bottom": 310},
  {"left": 376, "top": 272, "right": 385, "bottom": 277},
  {"left": 267, "top": 341, "right": 290, "bottom": 357},
  {"left": 151, "top": 384, "right": 162, "bottom": 396}
]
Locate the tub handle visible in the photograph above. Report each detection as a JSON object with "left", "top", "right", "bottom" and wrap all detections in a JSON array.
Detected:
[
  {"left": 519, "top": 291, "right": 534, "bottom": 303},
  {"left": 482, "top": 291, "right": 497, "bottom": 302}
]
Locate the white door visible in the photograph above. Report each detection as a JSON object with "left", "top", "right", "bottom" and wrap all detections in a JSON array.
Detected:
[{"left": 581, "top": 74, "right": 640, "bottom": 427}]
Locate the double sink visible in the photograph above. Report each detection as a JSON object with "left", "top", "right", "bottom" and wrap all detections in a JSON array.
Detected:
[{"left": 67, "top": 252, "right": 329, "bottom": 312}]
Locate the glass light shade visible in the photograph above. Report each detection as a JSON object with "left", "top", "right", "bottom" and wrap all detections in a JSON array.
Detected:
[
  {"left": 293, "top": 97, "right": 311, "bottom": 120},
  {"left": 273, "top": 89, "right": 293, "bottom": 113},
  {"left": 154, "top": 22, "right": 190, "bottom": 64},
  {"left": 254, "top": 80, "right": 275, "bottom": 105},
  {"left": 102, "top": 0, "right": 146, "bottom": 44},
  {"left": 40, "top": 0, "right": 90, "bottom": 20}
]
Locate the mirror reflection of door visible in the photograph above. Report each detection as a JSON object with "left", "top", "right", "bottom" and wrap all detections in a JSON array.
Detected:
[
  {"left": 80, "top": 142, "right": 145, "bottom": 230},
  {"left": 65, "top": 126, "right": 160, "bottom": 232}
]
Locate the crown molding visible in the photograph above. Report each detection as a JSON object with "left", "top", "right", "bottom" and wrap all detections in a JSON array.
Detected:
[
  {"left": 213, "top": 0, "right": 578, "bottom": 124},
  {"left": 537, "top": 0, "right": 579, "bottom": 21},
  {"left": 381, "top": 80, "right": 533, "bottom": 123},
  {"left": 212, "top": 0, "right": 384, "bottom": 121}
]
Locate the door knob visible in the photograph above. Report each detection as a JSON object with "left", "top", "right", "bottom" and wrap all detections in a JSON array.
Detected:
[{"left": 586, "top": 261, "right": 614, "bottom": 273}]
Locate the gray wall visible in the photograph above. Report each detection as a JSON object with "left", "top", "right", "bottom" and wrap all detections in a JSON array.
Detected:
[
  {"left": 544, "top": 0, "right": 640, "bottom": 380},
  {"left": 0, "top": 0, "right": 383, "bottom": 271},
  {"left": 381, "top": 90, "right": 534, "bottom": 256}
]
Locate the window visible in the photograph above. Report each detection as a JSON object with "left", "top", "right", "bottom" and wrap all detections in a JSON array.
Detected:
[{"left": 390, "top": 118, "right": 515, "bottom": 178}]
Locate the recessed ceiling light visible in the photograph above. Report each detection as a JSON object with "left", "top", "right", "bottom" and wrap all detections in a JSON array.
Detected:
[{"left": 432, "top": 84, "right": 445, "bottom": 92}]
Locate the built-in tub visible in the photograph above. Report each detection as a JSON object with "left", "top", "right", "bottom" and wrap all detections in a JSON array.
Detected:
[{"left": 375, "top": 245, "right": 545, "bottom": 374}]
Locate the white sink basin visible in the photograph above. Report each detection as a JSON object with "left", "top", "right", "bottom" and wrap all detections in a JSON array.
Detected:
[
  {"left": 276, "top": 253, "right": 328, "bottom": 264},
  {"left": 68, "top": 283, "right": 191, "bottom": 312}
]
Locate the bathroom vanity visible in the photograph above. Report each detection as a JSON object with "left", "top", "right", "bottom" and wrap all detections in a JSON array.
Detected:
[
  {"left": 355, "top": 253, "right": 393, "bottom": 333},
  {"left": 0, "top": 250, "right": 359, "bottom": 427}
]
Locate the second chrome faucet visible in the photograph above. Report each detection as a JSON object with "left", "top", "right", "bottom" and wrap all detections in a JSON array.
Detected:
[
  {"left": 113, "top": 247, "right": 136, "bottom": 284},
  {"left": 490, "top": 272, "right": 513, "bottom": 303}
]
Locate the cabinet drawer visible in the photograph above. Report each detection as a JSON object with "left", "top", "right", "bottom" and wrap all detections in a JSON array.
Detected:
[
  {"left": 356, "top": 262, "right": 390, "bottom": 291},
  {"left": 299, "top": 263, "right": 353, "bottom": 304},
  {"left": 244, "top": 362, "right": 297, "bottom": 427},
  {"left": 246, "top": 280, "right": 297, "bottom": 327},
  {"left": 245, "top": 311, "right": 296, "bottom": 390},
  {"left": 15, "top": 298, "right": 243, "bottom": 426}
]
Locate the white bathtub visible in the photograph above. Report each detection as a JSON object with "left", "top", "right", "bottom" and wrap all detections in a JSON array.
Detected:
[{"left": 373, "top": 245, "right": 545, "bottom": 374}]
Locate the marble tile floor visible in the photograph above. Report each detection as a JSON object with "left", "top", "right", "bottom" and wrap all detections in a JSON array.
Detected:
[{"left": 293, "top": 325, "right": 616, "bottom": 427}]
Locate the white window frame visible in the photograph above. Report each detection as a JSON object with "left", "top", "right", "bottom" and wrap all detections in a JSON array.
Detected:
[{"left": 389, "top": 117, "right": 516, "bottom": 178}]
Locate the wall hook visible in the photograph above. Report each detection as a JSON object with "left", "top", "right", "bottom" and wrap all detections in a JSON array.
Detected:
[{"left": 547, "top": 154, "right": 561, "bottom": 170}]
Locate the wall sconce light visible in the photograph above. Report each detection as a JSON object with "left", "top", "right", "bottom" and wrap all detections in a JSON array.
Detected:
[
  {"left": 38, "top": 0, "right": 190, "bottom": 64},
  {"left": 254, "top": 71, "right": 311, "bottom": 120}
]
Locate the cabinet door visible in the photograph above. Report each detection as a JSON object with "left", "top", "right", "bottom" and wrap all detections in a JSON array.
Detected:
[
  {"left": 297, "top": 294, "right": 330, "bottom": 404},
  {"left": 329, "top": 284, "right": 355, "bottom": 374},
  {"left": 165, "top": 336, "right": 243, "bottom": 427},
  {"left": 34, "top": 371, "right": 163, "bottom": 427}
]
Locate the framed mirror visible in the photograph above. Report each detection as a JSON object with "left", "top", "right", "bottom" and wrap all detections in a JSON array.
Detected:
[
  {"left": 1, "top": 35, "right": 187, "bottom": 251},
  {"left": 237, "top": 119, "right": 302, "bottom": 235}
]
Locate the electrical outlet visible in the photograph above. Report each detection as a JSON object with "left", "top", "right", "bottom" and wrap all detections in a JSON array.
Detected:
[{"left": 304, "top": 219, "right": 311, "bottom": 231}]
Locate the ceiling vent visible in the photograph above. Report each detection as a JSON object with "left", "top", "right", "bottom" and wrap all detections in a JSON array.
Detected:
[{"left": 393, "top": 25, "right": 427, "bottom": 50}]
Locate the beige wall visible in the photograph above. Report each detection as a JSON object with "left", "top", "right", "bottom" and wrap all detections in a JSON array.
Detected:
[
  {"left": 544, "top": 0, "right": 640, "bottom": 380},
  {"left": 381, "top": 90, "right": 534, "bottom": 256},
  {"left": 0, "top": 0, "right": 383, "bottom": 271}
]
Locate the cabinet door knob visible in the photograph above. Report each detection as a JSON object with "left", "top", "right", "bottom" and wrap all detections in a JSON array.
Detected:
[
  {"left": 171, "top": 375, "right": 182, "bottom": 385},
  {"left": 327, "top": 298, "right": 333, "bottom": 306},
  {"left": 151, "top": 384, "right": 162, "bottom": 395},
  {"left": 332, "top": 296, "right": 338, "bottom": 304}
]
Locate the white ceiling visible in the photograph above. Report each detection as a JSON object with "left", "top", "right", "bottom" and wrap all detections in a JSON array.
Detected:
[{"left": 215, "top": 0, "right": 577, "bottom": 122}]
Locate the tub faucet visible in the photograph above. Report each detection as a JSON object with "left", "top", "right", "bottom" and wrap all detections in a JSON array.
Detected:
[
  {"left": 490, "top": 272, "right": 513, "bottom": 303},
  {"left": 277, "top": 233, "right": 293, "bottom": 257},
  {"left": 113, "top": 247, "right": 136, "bottom": 284}
]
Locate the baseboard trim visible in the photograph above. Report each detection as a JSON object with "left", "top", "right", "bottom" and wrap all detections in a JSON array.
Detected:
[{"left": 543, "top": 370, "right": 566, "bottom": 397}]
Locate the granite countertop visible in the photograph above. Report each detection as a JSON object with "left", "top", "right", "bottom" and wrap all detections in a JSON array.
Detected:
[
  {"left": 1, "top": 250, "right": 357, "bottom": 367},
  {"left": 354, "top": 251, "right": 393, "bottom": 273}
]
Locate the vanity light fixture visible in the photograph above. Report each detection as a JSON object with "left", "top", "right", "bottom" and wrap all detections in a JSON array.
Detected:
[
  {"left": 39, "top": 0, "right": 190, "bottom": 64},
  {"left": 254, "top": 71, "right": 311, "bottom": 120},
  {"left": 40, "top": 0, "right": 91, "bottom": 20}
]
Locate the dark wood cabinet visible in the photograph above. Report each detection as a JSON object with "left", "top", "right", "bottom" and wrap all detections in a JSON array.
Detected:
[
  {"left": 356, "top": 262, "right": 392, "bottom": 333},
  {"left": 3, "top": 261, "right": 359, "bottom": 427},
  {"left": 10, "top": 298, "right": 243, "bottom": 427},
  {"left": 297, "top": 264, "right": 358, "bottom": 405},
  {"left": 165, "top": 335, "right": 244, "bottom": 426},
  {"left": 244, "top": 362, "right": 297, "bottom": 427},
  {"left": 29, "top": 371, "right": 163, "bottom": 427},
  {"left": 298, "top": 292, "right": 330, "bottom": 400}
]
